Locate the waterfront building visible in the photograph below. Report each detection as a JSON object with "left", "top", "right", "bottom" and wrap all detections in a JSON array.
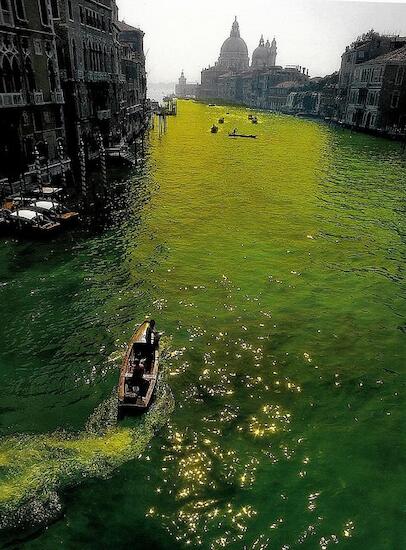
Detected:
[
  {"left": 0, "top": 0, "right": 69, "bottom": 182},
  {"left": 199, "top": 17, "right": 309, "bottom": 110},
  {"left": 53, "top": 1, "right": 147, "bottom": 167},
  {"left": 337, "top": 30, "right": 406, "bottom": 122},
  {"left": 344, "top": 45, "right": 406, "bottom": 133},
  {"left": 0, "top": 0, "right": 147, "bottom": 190},
  {"left": 175, "top": 70, "right": 198, "bottom": 98}
]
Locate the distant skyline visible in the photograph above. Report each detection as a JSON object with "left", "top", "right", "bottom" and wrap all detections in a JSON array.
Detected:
[{"left": 116, "top": 0, "right": 406, "bottom": 83}]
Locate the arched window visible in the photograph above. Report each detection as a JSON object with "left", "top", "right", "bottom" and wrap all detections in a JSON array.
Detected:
[
  {"left": 72, "top": 39, "right": 77, "bottom": 69},
  {"left": 48, "top": 59, "right": 57, "bottom": 91},
  {"left": 83, "top": 41, "right": 87, "bottom": 70},
  {"left": 14, "top": 0, "right": 26, "bottom": 20},
  {"left": 0, "top": 0, "right": 13, "bottom": 26},
  {"left": 103, "top": 47, "right": 107, "bottom": 73},
  {"left": 12, "top": 57, "right": 21, "bottom": 91},
  {"left": 2, "top": 56, "right": 14, "bottom": 92},
  {"left": 38, "top": 0, "right": 50, "bottom": 26},
  {"left": 25, "top": 57, "right": 36, "bottom": 92}
]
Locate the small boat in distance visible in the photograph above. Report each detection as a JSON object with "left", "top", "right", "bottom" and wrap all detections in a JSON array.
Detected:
[
  {"left": 118, "top": 320, "right": 160, "bottom": 415},
  {"left": 229, "top": 128, "right": 257, "bottom": 139},
  {"left": 218, "top": 117, "right": 224, "bottom": 124},
  {"left": 208, "top": 103, "right": 216, "bottom": 107},
  {"left": 248, "top": 114, "right": 253, "bottom": 120},
  {"left": 252, "top": 117, "right": 258, "bottom": 124},
  {"left": 211, "top": 125, "right": 219, "bottom": 133}
]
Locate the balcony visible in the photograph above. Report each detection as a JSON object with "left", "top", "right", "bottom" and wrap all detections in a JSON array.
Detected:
[
  {"left": 127, "top": 104, "right": 143, "bottom": 115},
  {"left": 97, "top": 109, "right": 111, "bottom": 120},
  {"left": 51, "top": 90, "right": 64, "bottom": 104},
  {"left": 0, "top": 92, "right": 26, "bottom": 108},
  {"left": 85, "top": 71, "right": 111, "bottom": 82},
  {"left": 31, "top": 91, "right": 44, "bottom": 104}
]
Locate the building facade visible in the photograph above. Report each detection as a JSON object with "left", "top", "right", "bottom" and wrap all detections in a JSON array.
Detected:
[
  {"left": 198, "top": 17, "right": 309, "bottom": 110},
  {"left": 54, "top": 2, "right": 147, "bottom": 166},
  {"left": 0, "top": 0, "right": 67, "bottom": 181},
  {"left": 337, "top": 30, "right": 406, "bottom": 122},
  {"left": 0, "top": 0, "right": 147, "bottom": 188},
  {"left": 344, "top": 45, "right": 406, "bottom": 132},
  {"left": 175, "top": 70, "right": 198, "bottom": 98}
]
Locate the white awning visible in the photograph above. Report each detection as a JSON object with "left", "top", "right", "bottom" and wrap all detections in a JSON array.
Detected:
[
  {"left": 33, "top": 201, "right": 58, "bottom": 210},
  {"left": 11, "top": 209, "right": 42, "bottom": 221}
]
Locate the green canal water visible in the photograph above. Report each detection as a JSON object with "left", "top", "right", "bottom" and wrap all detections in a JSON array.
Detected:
[{"left": 0, "top": 100, "right": 405, "bottom": 548}]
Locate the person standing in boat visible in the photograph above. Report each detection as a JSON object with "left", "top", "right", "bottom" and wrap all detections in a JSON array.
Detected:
[
  {"left": 146, "top": 319, "right": 160, "bottom": 347},
  {"left": 131, "top": 357, "right": 145, "bottom": 389}
]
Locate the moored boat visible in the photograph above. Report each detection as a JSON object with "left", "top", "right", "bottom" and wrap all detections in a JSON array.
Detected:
[
  {"left": 118, "top": 320, "right": 160, "bottom": 414},
  {"left": 218, "top": 117, "right": 224, "bottom": 124},
  {"left": 8, "top": 208, "right": 61, "bottom": 234},
  {"left": 211, "top": 125, "right": 219, "bottom": 133},
  {"left": 29, "top": 200, "right": 79, "bottom": 224}
]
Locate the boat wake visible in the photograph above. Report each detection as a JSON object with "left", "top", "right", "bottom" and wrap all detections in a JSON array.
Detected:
[{"left": 0, "top": 343, "right": 174, "bottom": 533}]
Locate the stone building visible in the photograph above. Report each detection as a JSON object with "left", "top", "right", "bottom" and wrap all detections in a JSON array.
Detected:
[
  {"left": 117, "top": 20, "right": 147, "bottom": 142},
  {"left": 53, "top": 1, "right": 147, "bottom": 167},
  {"left": 0, "top": 0, "right": 147, "bottom": 187},
  {"left": 337, "top": 30, "right": 406, "bottom": 121},
  {"left": 344, "top": 45, "right": 406, "bottom": 132},
  {"left": 0, "top": 0, "right": 68, "bottom": 181},
  {"left": 199, "top": 17, "right": 309, "bottom": 109},
  {"left": 175, "top": 70, "right": 198, "bottom": 98}
]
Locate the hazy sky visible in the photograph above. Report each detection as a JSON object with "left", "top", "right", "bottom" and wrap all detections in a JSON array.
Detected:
[{"left": 116, "top": 0, "right": 406, "bottom": 83}]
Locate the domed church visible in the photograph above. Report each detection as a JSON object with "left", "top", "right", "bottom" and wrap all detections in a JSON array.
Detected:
[
  {"left": 252, "top": 36, "right": 277, "bottom": 69},
  {"left": 217, "top": 17, "right": 250, "bottom": 71},
  {"left": 199, "top": 17, "right": 305, "bottom": 104}
]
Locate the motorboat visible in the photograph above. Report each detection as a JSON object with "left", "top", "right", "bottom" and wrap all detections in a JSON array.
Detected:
[
  {"left": 8, "top": 208, "right": 61, "bottom": 234},
  {"left": 29, "top": 200, "right": 79, "bottom": 224},
  {"left": 118, "top": 320, "right": 160, "bottom": 415}
]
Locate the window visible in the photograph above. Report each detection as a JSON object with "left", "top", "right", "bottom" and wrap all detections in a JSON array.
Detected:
[
  {"left": 391, "top": 91, "right": 400, "bottom": 109},
  {"left": 68, "top": 0, "right": 73, "bottom": 20},
  {"left": 0, "top": 0, "right": 13, "bottom": 25},
  {"left": 14, "top": 0, "right": 26, "bottom": 20},
  {"left": 395, "top": 66, "right": 405, "bottom": 86},
  {"left": 72, "top": 39, "right": 77, "bottom": 69},
  {"left": 50, "top": 0, "right": 59, "bottom": 18},
  {"left": 38, "top": 0, "right": 50, "bottom": 26}
]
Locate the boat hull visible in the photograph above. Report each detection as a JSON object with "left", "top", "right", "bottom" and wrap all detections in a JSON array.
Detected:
[{"left": 118, "top": 321, "right": 159, "bottom": 415}]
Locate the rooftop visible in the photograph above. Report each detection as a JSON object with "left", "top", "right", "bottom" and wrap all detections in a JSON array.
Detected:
[
  {"left": 117, "top": 20, "right": 143, "bottom": 34},
  {"left": 364, "top": 44, "right": 406, "bottom": 65}
]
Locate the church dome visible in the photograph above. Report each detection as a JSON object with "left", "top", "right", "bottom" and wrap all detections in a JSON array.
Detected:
[
  {"left": 252, "top": 35, "right": 268, "bottom": 68},
  {"left": 218, "top": 17, "right": 249, "bottom": 71}
]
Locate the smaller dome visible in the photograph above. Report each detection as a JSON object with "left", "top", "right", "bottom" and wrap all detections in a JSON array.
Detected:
[{"left": 252, "top": 35, "right": 269, "bottom": 68}]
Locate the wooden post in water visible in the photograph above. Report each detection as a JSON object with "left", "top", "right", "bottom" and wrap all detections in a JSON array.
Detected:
[
  {"left": 79, "top": 137, "right": 87, "bottom": 201},
  {"left": 57, "top": 140, "right": 67, "bottom": 190}
]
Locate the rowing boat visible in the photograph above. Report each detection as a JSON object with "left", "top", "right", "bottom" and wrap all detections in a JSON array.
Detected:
[
  {"left": 118, "top": 320, "right": 159, "bottom": 415},
  {"left": 229, "top": 133, "right": 257, "bottom": 139}
]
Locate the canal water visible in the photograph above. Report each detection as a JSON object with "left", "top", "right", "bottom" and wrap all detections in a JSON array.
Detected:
[{"left": 0, "top": 100, "right": 405, "bottom": 548}]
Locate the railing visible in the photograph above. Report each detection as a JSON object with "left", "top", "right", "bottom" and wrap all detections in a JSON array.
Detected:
[
  {"left": 31, "top": 91, "right": 44, "bottom": 104},
  {"left": 0, "top": 92, "right": 25, "bottom": 107},
  {"left": 127, "top": 104, "right": 142, "bottom": 115},
  {"left": 51, "top": 90, "right": 64, "bottom": 104},
  {"left": 97, "top": 109, "right": 111, "bottom": 120},
  {"left": 85, "top": 71, "right": 111, "bottom": 82}
]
